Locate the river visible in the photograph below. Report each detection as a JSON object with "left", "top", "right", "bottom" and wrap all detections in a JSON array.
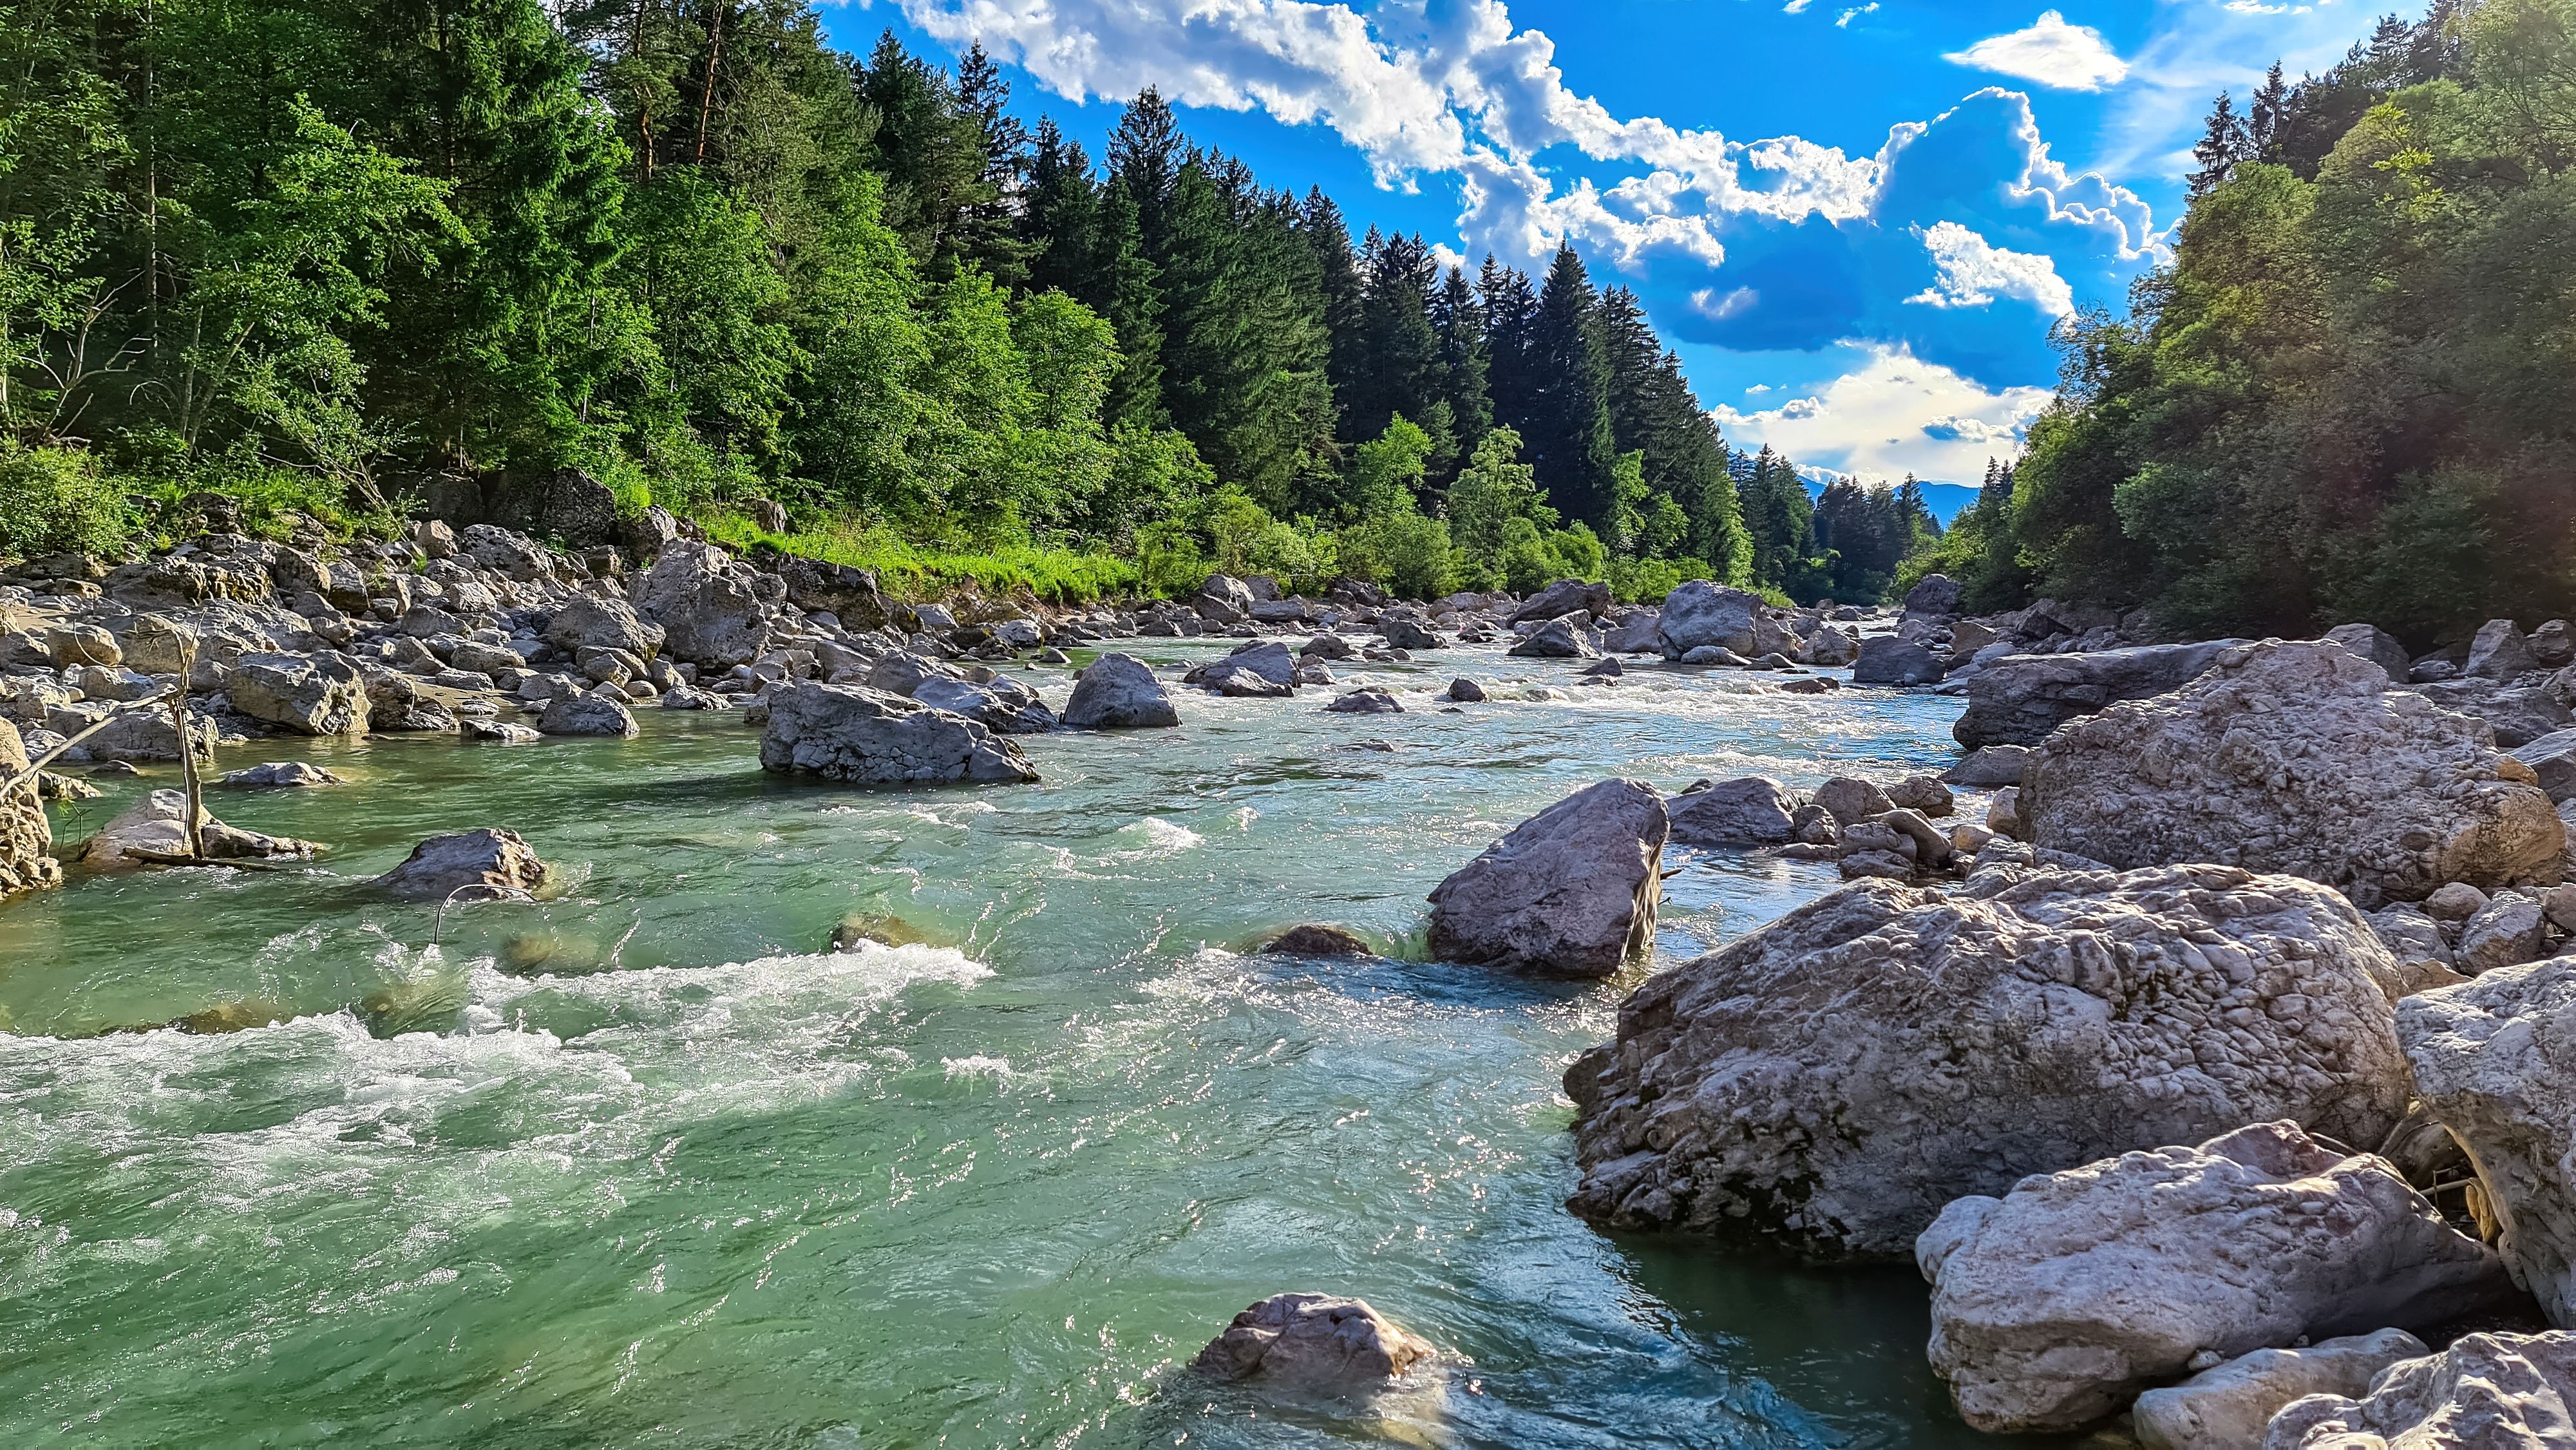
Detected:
[{"left": 0, "top": 641, "right": 2036, "bottom": 1448}]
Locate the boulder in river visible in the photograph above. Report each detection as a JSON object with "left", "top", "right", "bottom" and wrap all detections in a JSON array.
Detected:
[
  {"left": 2021, "top": 639, "right": 2565, "bottom": 907},
  {"left": 1191, "top": 642, "right": 1298, "bottom": 696},
  {"left": 375, "top": 827, "right": 549, "bottom": 902},
  {"left": 1655, "top": 581, "right": 1761, "bottom": 659},
  {"left": 2130, "top": 1330, "right": 2427, "bottom": 1450},
  {"left": 913, "top": 675, "right": 1055, "bottom": 734},
  {"left": 1325, "top": 688, "right": 1402, "bottom": 715},
  {"left": 1062, "top": 654, "right": 1179, "bottom": 728},
  {"left": 2399, "top": 956, "right": 2576, "bottom": 1328},
  {"left": 1378, "top": 619, "right": 1442, "bottom": 652},
  {"left": 217, "top": 761, "right": 345, "bottom": 788},
  {"left": 1260, "top": 925, "right": 1374, "bottom": 957},
  {"left": 82, "top": 789, "right": 319, "bottom": 869},
  {"left": 1510, "top": 579, "right": 1609, "bottom": 626},
  {"left": 228, "top": 652, "right": 368, "bottom": 735},
  {"left": 1564, "top": 864, "right": 2413, "bottom": 1259},
  {"left": 1445, "top": 677, "right": 1486, "bottom": 703},
  {"left": 759, "top": 682, "right": 1037, "bottom": 786},
  {"left": 1667, "top": 777, "right": 1797, "bottom": 846},
  {"left": 1943, "top": 744, "right": 2032, "bottom": 787},
  {"left": 536, "top": 691, "right": 641, "bottom": 738},
  {"left": 1953, "top": 640, "right": 2247, "bottom": 748},
  {"left": 1508, "top": 616, "right": 1598, "bottom": 660},
  {"left": 1190, "top": 1292, "right": 1433, "bottom": 1391},
  {"left": 1919, "top": 1120, "right": 2512, "bottom": 1434},
  {"left": 1427, "top": 779, "right": 1666, "bottom": 977},
  {"left": 1851, "top": 637, "right": 1944, "bottom": 686},
  {"left": 2261, "top": 1330, "right": 2576, "bottom": 1448}
]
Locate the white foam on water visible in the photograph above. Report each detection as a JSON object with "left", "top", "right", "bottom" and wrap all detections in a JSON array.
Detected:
[
  {"left": 1108, "top": 818, "right": 1204, "bottom": 857},
  {"left": 940, "top": 1054, "right": 1011, "bottom": 1078}
]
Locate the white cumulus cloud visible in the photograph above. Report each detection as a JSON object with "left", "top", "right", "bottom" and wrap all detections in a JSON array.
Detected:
[
  {"left": 1945, "top": 10, "right": 2130, "bottom": 91},
  {"left": 1906, "top": 220, "right": 2076, "bottom": 316},
  {"left": 1713, "top": 346, "right": 2054, "bottom": 482}
]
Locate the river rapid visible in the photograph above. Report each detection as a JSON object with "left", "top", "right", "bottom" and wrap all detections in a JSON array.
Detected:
[{"left": 0, "top": 641, "right": 2025, "bottom": 1449}]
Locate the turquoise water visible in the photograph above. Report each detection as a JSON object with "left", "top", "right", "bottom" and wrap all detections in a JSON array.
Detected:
[{"left": 0, "top": 643, "right": 2003, "bottom": 1448}]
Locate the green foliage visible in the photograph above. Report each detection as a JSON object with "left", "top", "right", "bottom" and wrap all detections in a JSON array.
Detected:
[{"left": 0, "top": 441, "right": 130, "bottom": 554}]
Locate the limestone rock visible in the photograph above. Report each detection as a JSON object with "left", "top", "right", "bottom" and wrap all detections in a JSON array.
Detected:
[
  {"left": 375, "top": 827, "right": 549, "bottom": 902},
  {"left": 1887, "top": 774, "right": 1955, "bottom": 816},
  {"left": 1656, "top": 581, "right": 1763, "bottom": 659},
  {"left": 1426, "top": 779, "right": 1666, "bottom": 977},
  {"left": 217, "top": 761, "right": 345, "bottom": 788},
  {"left": 1378, "top": 619, "right": 1443, "bottom": 652},
  {"left": 759, "top": 682, "right": 1037, "bottom": 786},
  {"left": 1667, "top": 777, "right": 1797, "bottom": 846},
  {"left": 536, "top": 692, "right": 640, "bottom": 738},
  {"left": 1509, "top": 616, "right": 1598, "bottom": 659},
  {"left": 1510, "top": 578, "right": 1610, "bottom": 626},
  {"left": 227, "top": 652, "right": 368, "bottom": 735},
  {"left": 1446, "top": 677, "right": 1486, "bottom": 703},
  {"left": 2459, "top": 893, "right": 2549, "bottom": 974},
  {"left": 81, "top": 789, "right": 319, "bottom": 869},
  {"left": 47, "top": 623, "right": 120, "bottom": 668},
  {"left": 2416, "top": 679, "right": 2576, "bottom": 749},
  {"left": 544, "top": 594, "right": 663, "bottom": 658},
  {"left": 1324, "top": 688, "right": 1403, "bottom": 715},
  {"left": 1954, "top": 640, "right": 2247, "bottom": 748},
  {"left": 1852, "top": 636, "right": 1944, "bottom": 686},
  {"left": 1191, "top": 642, "right": 1299, "bottom": 695},
  {"left": 2399, "top": 958, "right": 2576, "bottom": 1328},
  {"left": 2325, "top": 623, "right": 2414, "bottom": 684},
  {"left": 1920, "top": 1120, "right": 2506, "bottom": 1433},
  {"left": 1814, "top": 775, "right": 1894, "bottom": 824},
  {"left": 1565, "top": 865, "right": 2414, "bottom": 1260},
  {"left": 1062, "top": 654, "right": 1179, "bottom": 729},
  {"left": 0, "top": 720, "right": 59, "bottom": 899},
  {"left": 456, "top": 524, "right": 553, "bottom": 582},
  {"left": 1190, "top": 1293, "right": 1432, "bottom": 1391},
  {"left": 1945, "top": 744, "right": 2033, "bottom": 787},
  {"left": 2022, "top": 639, "right": 2564, "bottom": 908},
  {"left": 1800, "top": 627, "right": 1861, "bottom": 667},
  {"left": 912, "top": 675, "right": 1055, "bottom": 734},
  {"left": 1904, "top": 574, "right": 1962, "bottom": 616},
  {"left": 2132, "top": 1330, "right": 2429, "bottom": 1450},
  {"left": 2514, "top": 728, "right": 2576, "bottom": 804},
  {"left": 2467, "top": 619, "right": 2541, "bottom": 681},
  {"left": 629, "top": 541, "right": 775, "bottom": 668},
  {"left": 2262, "top": 1330, "right": 2576, "bottom": 1448}
]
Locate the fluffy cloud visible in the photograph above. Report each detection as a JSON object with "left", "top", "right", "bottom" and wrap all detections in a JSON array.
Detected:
[
  {"left": 1714, "top": 346, "right": 2054, "bottom": 482},
  {"left": 1907, "top": 221, "right": 2076, "bottom": 316},
  {"left": 1945, "top": 11, "right": 2131, "bottom": 91}
]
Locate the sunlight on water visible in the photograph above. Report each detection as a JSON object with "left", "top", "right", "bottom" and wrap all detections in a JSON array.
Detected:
[{"left": 0, "top": 643, "right": 2030, "bottom": 1448}]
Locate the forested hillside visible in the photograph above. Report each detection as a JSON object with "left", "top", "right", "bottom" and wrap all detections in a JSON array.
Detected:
[
  {"left": 0, "top": 0, "right": 1940, "bottom": 604},
  {"left": 1919, "top": 0, "right": 2576, "bottom": 645}
]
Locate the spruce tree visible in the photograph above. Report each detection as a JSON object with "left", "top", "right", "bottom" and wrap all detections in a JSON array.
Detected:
[
  {"left": 1521, "top": 245, "right": 1618, "bottom": 537},
  {"left": 2189, "top": 91, "right": 2249, "bottom": 196}
]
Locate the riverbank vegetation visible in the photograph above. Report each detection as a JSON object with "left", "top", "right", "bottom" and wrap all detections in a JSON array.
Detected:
[
  {"left": 1915, "top": 0, "right": 2576, "bottom": 644},
  {"left": 0, "top": 0, "right": 1946, "bottom": 605}
]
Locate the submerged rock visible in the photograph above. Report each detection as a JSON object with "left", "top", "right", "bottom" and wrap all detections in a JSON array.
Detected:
[
  {"left": 1190, "top": 1293, "right": 1434, "bottom": 1391},
  {"left": 1061, "top": 654, "right": 1179, "bottom": 729},
  {"left": 2023, "top": 639, "right": 2565, "bottom": 907},
  {"left": 759, "top": 682, "right": 1037, "bottom": 786},
  {"left": 374, "top": 827, "right": 549, "bottom": 902},
  {"left": 1426, "top": 779, "right": 1665, "bottom": 977},
  {"left": 1445, "top": 677, "right": 1487, "bottom": 704},
  {"left": 1324, "top": 688, "right": 1402, "bottom": 715},
  {"left": 1921, "top": 1121, "right": 2508, "bottom": 1433},
  {"left": 217, "top": 761, "right": 345, "bottom": 788},
  {"left": 1260, "top": 925, "right": 1374, "bottom": 957},
  {"left": 1565, "top": 865, "right": 2412, "bottom": 1260},
  {"left": 2261, "top": 1331, "right": 2576, "bottom": 1447}
]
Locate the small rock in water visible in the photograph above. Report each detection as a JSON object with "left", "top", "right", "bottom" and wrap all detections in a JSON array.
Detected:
[
  {"left": 829, "top": 912, "right": 936, "bottom": 951},
  {"left": 1325, "top": 688, "right": 1402, "bottom": 715},
  {"left": 1190, "top": 1292, "right": 1433, "bottom": 1391},
  {"left": 218, "top": 761, "right": 346, "bottom": 788},
  {"left": 169, "top": 998, "right": 297, "bottom": 1035},
  {"left": 1446, "top": 677, "right": 1486, "bottom": 703},
  {"left": 374, "top": 827, "right": 549, "bottom": 903},
  {"left": 459, "top": 719, "right": 543, "bottom": 745},
  {"left": 1035, "top": 646, "right": 1072, "bottom": 665},
  {"left": 1260, "top": 925, "right": 1374, "bottom": 957},
  {"left": 86, "top": 760, "right": 140, "bottom": 778}
]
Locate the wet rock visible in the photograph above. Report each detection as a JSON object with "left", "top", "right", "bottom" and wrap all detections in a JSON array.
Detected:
[
  {"left": 1921, "top": 1120, "right": 2508, "bottom": 1433},
  {"left": 1655, "top": 581, "right": 1762, "bottom": 659},
  {"left": 1062, "top": 654, "right": 1179, "bottom": 728},
  {"left": 229, "top": 653, "right": 369, "bottom": 735},
  {"left": 759, "top": 682, "right": 1036, "bottom": 786},
  {"left": 536, "top": 692, "right": 641, "bottom": 738},
  {"left": 1510, "top": 578, "right": 1610, "bottom": 626},
  {"left": 459, "top": 719, "right": 542, "bottom": 744},
  {"left": 2131, "top": 1330, "right": 2429, "bottom": 1450},
  {"left": 828, "top": 912, "right": 936, "bottom": 950},
  {"left": 1679, "top": 645, "right": 1750, "bottom": 666},
  {"left": 1566, "top": 865, "right": 2413, "bottom": 1260},
  {"left": 1954, "top": 640, "right": 2248, "bottom": 748},
  {"left": 1261, "top": 925, "right": 1374, "bottom": 957},
  {"left": 2022, "top": 640, "right": 2566, "bottom": 908},
  {"left": 913, "top": 675, "right": 1055, "bottom": 734},
  {"left": 1301, "top": 632, "right": 1357, "bottom": 661},
  {"left": 1667, "top": 777, "right": 1797, "bottom": 846},
  {"left": 1446, "top": 677, "right": 1486, "bottom": 704},
  {"left": 82, "top": 789, "right": 319, "bottom": 869},
  {"left": 1508, "top": 616, "right": 1598, "bottom": 659},
  {"left": 2400, "top": 958, "right": 2576, "bottom": 1327},
  {"left": 2325, "top": 623, "right": 2413, "bottom": 684},
  {"left": 1852, "top": 637, "right": 1944, "bottom": 686},
  {"left": 1814, "top": 776, "right": 1895, "bottom": 825},
  {"left": 217, "top": 762, "right": 345, "bottom": 788},
  {"left": 2261, "top": 1330, "right": 2576, "bottom": 1447},
  {"left": 1191, "top": 1293, "right": 1433, "bottom": 1393},
  {"left": 1944, "top": 744, "right": 2033, "bottom": 787},
  {"left": 1325, "top": 688, "right": 1402, "bottom": 715},
  {"left": 375, "top": 827, "right": 549, "bottom": 902},
  {"left": 2467, "top": 619, "right": 2541, "bottom": 681},
  {"left": 1427, "top": 779, "right": 1666, "bottom": 977}
]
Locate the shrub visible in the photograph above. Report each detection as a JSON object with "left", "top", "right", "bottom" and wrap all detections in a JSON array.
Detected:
[{"left": 0, "top": 443, "right": 137, "bottom": 558}]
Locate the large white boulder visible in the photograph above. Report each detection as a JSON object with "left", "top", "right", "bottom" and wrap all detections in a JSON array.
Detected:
[
  {"left": 2263, "top": 1330, "right": 2576, "bottom": 1447},
  {"left": 1921, "top": 1121, "right": 2510, "bottom": 1433},
  {"left": 1566, "top": 863, "right": 2413, "bottom": 1260},
  {"left": 758, "top": 683, "right": 1037, "bottom": 786},
  {"left": 1426, "top": 779, "right": 1665, "bottom": 977},
  {"left": 2022, "top": 639, "right": 2564, "bottom": 908},
  {"left": 227, "top": 652, "right": 368, "bottom": 735},
  {"left": 82, "top": 789, "right": 318, "bottom": 869},
  {"left": 2400, "top": 957, "right": 2576, "bottom": 1328}
]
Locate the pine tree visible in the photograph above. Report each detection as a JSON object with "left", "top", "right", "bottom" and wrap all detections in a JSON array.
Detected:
[
  {"left": 1428, "top": 265, "right": 1493, "bottom": 474},
  {"left": 1020, "top": 119, "right": 1099, "bottom": 299},
  {"left": 949, "top": 42, "right": 1036, "bottom": 288},
  {"left": 1107, "top": 87, "right": 1183, "bottom": 263},
  {"left": 1298, "top": 189, "right": 1364, "bottom": 428},
  {"left": 1479, "top": 254, "right": 1539, "bottom": 437},
  {"left": 2189, "top": 91, "right": 2250, "bottom": 196},
  {"left": 2249, "top": 62, "right": 2290, "bottom": 159},
  {"left": 1520, "top": 246, "right": 1618, "bottom": 537},
  {"left": 1347, "top": 230, "right": 1442, "bottom": 452}
]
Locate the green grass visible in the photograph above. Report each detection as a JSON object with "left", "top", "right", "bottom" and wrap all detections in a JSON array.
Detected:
[{"left": 697, "top": 513, "right": 1142, "bottom": 605}]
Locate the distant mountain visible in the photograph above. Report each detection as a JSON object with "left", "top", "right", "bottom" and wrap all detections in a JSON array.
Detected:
[{"left": 1800, "top": 478, "right": 1981, "bottom": 526}]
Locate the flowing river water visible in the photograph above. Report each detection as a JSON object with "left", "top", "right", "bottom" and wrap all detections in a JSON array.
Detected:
[{"left": 0, "top": 641, "right": 2037, "bottom": 1449}]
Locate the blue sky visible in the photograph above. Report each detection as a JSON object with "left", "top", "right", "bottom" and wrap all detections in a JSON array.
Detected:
[{"left": 829, "top": 1, "right": 2402, "bottom": 486}]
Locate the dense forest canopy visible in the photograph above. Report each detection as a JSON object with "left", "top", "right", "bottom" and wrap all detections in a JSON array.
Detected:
[
  {"left": 1918, "top": 0, "right": 2576, "bottom": 646},
  {"left": 0, "top": 0, "right": 1944, "bottom": 603}
]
